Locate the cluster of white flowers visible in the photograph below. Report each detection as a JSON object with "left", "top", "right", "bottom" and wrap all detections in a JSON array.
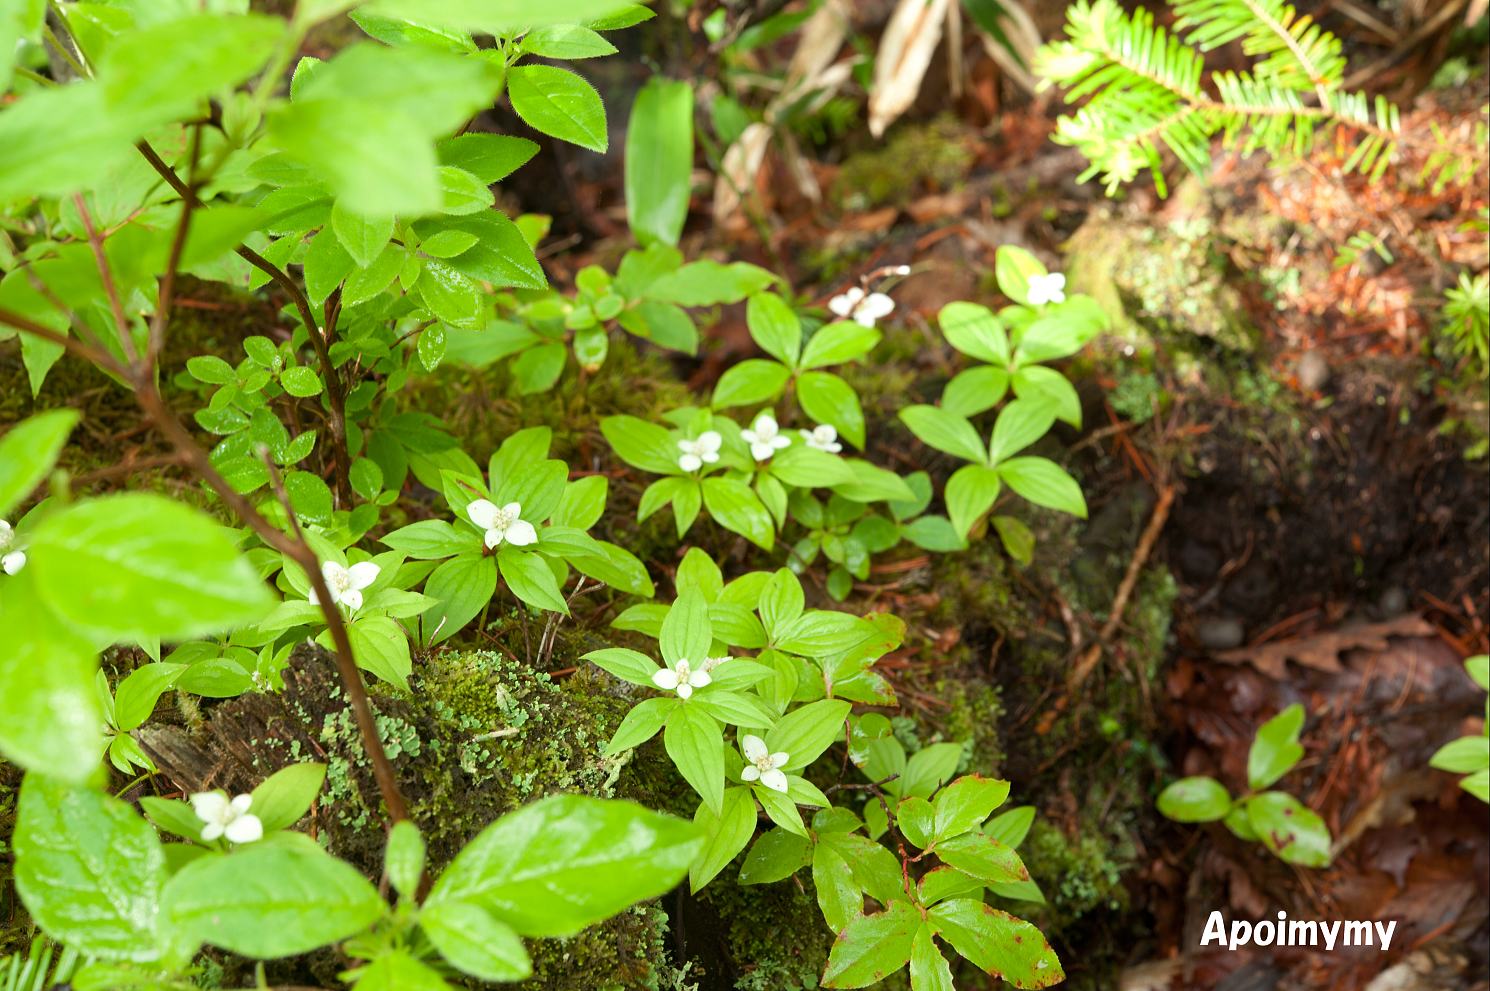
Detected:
[
  {"left": 741, "top": 413, "right": 790, "bottom": 461},
  {"left": 190, "top": 790, "right": 263, "bottom": 844},
  {"left": 652, "top": 658, "right": 711, "bottom": 699},
  {"left": 467, "top": 499, "right": 537, "bottom": 548},
  {"left": 309, "top": 560, "right": 380, "bottom": 613},
  {"left": 1027, "top": 271, "right": 1066, "bottom": 306},
  {"left": 740, "top": 735, "right": 790, "bottom": 793},
  {"left": 677, "top": 431, "right": 722, "bottom": 472},
  {"left": 0, "top": 520, "right": 24, "bottom": 575},
  {"left": 829, "top": 287, "right": 895, "bottom": 328}
]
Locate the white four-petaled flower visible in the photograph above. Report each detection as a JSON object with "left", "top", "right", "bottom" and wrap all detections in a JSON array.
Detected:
[
  {"left": 652, "top": 659, "right": 711, "bottom": 699},
  {"left": 190, "top": 791, "right": 264, "bottom": 844},
  {"left": 467, "top": 500, "right": 537, "bottom": 549},
  {"left": 740, "top": 735, "right": 790, "bottom": 793},
  {"left": 1027, "top": 272, "right": 1066, "bottom": 306},
  {"left": 310, "top": 560, "right": 380, "bottom": 613},
  {"left": 741, "top": 413, "right": 791, "bottom": 462},
  {"left": 799, "top": 424, "right": 842, "bottom": 453},
  {"left": 0, "top": 520, "right": 24, "bottom": 575},
  {"left": 677, "top": 431, "right": 722, "bottom": 473},
  {"left": 828, "top": 287, "right": 895, "bottom": 328}
]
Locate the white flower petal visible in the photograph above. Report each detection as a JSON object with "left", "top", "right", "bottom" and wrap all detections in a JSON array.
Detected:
[
  {"left": 341, "top": 588, "right": 364, "bottom": 612},
  {"left": 679, "top": 453, "right": 702, "bottom": 472},
  {"left": 770, "top": 752, "right": 790, "bottom": 769},
  {"left": 229, "top": 794, "right": 253, "bottom": 814},
  {"left": 652, "top": 669, "right": 680, "bottom": 690},
  {"left": 701, "top": 450, "right": 720, "bottom": 464},
  {"left": 308, "top": 587, "right": 319, "bottom": 606},
  {"left": 769, "top": 434, "right": 790, "bottom": 450},
  {"left": 2, "top": 550, "right": 24, "bottom": 575},
  {"left": 1048, "top": 273, "right": 1066, "bottom": 291},
  {"left": 321, "top": 561, "right": 347, "bottom": 586},
  {"left": 191, "top": 791, "right": 230, "bottom": 823},
  {"left": 678, "top": 439, "right": 696, "bottom": 453},
  {"left": 484, "top": 527, "right": 504, "bottom": 549},
  {"left": 760, "top": 768, "right": 789, "bottom": 793},
  {"left": 688, "top": 669, "right": 712, "bottom": 689},
  {"left": 829, "top": 288, "right": 863, "bottom": 317},
  {"left": 749, "top": 442, "right": 774, "bottom": 461},
  {"left": 859, "top": 293, "right": 895, "bottom": 320},
  {"left": 346, "top": 562, "right": 381, "bottom": 590},
  {"left": 698, "top": 431, "right": 722, "bottom": 453},
  {"left": 502, "top": 502, "right": 523, "bottom": 518},
  {"left": 742, "top": 735, "right": 768, "bottom": 762},
  {"left": 224, "top": 813, "right": 263, "bottom": 845},
  {"left": 466, "top": 498, "right": 500, "bottom": 529},
  {"left": 676, "top": 682, "right": 693, "bottom": 700},
  {"left": 740, "top": 429, "right": 760, "bottom": 445},
  {"left": 505, "top": 520, "right": 538, "bottom": 546},
  {"left": 740, "top": 765, "right": 761, "bottom": 782},
  {"left": 200, "top": 822, "right": 225, "bottom": 842}
]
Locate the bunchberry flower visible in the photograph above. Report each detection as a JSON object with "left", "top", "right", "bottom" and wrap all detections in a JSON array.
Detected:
[
  {"left": 799, "top": 424, "right": 842, "bottom": 453},
  {"left": 677, "top": 431, "right": 723, "bottom": 472},
  {"left": 741, "top": 413, "right": 790, "bottom": 461},
  {"left": 740, "top": 735, "right": 790, "bottom": 793},
  {"left": 1027, "top": 272, "right": 1066, "bottom": 306},
  {"left": 467, "top": 500, "right": 537, "bottom": 549},
  {"left": 310, "top": 560, "right": 380, "bottom": 612},
  {"left": 829, "top": 287, "right": 895, "bottom": 328},
  {"left": 0, "top": 520, "right": 24, "bottom": 575},
  {"left": 652, "top": 659, "right": 711, "bottom": 700},
  {"left": 190, "top": 790, "right": 263, "bottom": 844}
]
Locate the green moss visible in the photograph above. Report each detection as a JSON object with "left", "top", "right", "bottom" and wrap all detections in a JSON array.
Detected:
[
  {"left": 833, "top": 117, "right": 975, "bottom": 212},
  {"left": 697, "top": 877, "right": 834, "bottom": 991},
  {"left": 1020, "top": 819, "right": 1129, "bottom": 927}
]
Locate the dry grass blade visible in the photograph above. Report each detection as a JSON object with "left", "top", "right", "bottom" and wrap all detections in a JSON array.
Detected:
[{"left": 869, "top": 0, "right": 954, "bottom": 137}]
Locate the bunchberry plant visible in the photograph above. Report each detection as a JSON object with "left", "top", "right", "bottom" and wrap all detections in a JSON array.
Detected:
[
  {"left": 1429, "top": 655, "right": 1489, "bottom": 803},
  {"left": 1158, "top": 704, "right": 1333, "bottom": 867}
]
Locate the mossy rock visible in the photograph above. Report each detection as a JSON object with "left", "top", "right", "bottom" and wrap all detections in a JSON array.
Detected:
[
  {"left": 138, "top": 646, "right": 690, "bottom": 990},
  {"left": 833, "top": 117, "right": 975, "bottom": 212}
]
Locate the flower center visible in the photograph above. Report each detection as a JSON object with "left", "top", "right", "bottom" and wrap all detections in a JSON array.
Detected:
[
  {"left": 492, "top": 507, "right": 518, "bottom": 529},
  {"left": 752, "top": 753, "right": 775, "bottom": 771},
  {"left": 329, "top": 569, "right": 352, "bottom": 593},
  {"left": 675, "top": 660, "right": 692, "bottom": 679}
]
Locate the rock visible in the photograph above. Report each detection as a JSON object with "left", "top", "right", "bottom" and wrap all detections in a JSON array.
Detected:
[
  {"left": 1297, "top": 350, "right": 1330, "bottom": 390},
  {"left": 1196, "top": 616, "right": 1246, "bottom": 650}
]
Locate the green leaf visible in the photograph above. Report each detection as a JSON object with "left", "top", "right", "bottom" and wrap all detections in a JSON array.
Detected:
[
  {"left": 270, "top": 100, "right": 441, "bottom": 216},
  {"left": 665, "top": 703, "right": 726, "bottom": 814},
  {"left": 934, "top": 831, "right": 1028, "bottom": 884},
  {"left": 711, "top": 359, "right": 791, "bottom": 409},
  {"left": 746, "top": 293, "right": 802, "bottom": 367},
  {"left": 1012, "top": 365, "right": 1082, "bottom": 427},
  {"left": 992, "top": 514, "right": 1035, "bottom": 565},
  {"left": 508, "top": 65, "right": 608, "bottom": 153},
  {"left": 1248, "top": 703, "right": 1306, "bottom": 790},
  {"left": 797, "top": 371, "right": 866, "bottom": 450},
  {"left": 994, "top": 245, "right": 1046, "bottom": 306},
  {"left": 801, "top": 321, "right": 880, "bottom": 369},
  {"left": 605, "top": 697, "right": 674, "bottom": 753},
  {"left": 28, "top": 494, "right": 274, "bottom": 642},
  {"left": 0, "top": 409, "right": 79, "bottom": 518},
  {"left": 811, "top": 842, "right": 860, "bottom": 933},
  {"left": 997, "top": 457, "right": 1087, "bottom": 518},
  {"left": 945, "top": 464, "right": 1001, "bottom": 539},
  {"left": 1431, "top": 736, "right": 1490, "bottom": 774},
  {"left": 1244, "top": 791, "right": 1331, "bottom": 868},
  {"left": 644, "top": 260, "right": 776, "bottom": 306},
  {"left": 984, "top": 806, "right": 1036, "bottom": 848},
  {"left": 899, "top": 743, "right": 963, "bottom": 799},
  {"left": 927, "top": 899, "right": 1063, "bottom": 988},
  {"left": 661, "top": 590, "right": 714, "bottom": 664},
  {"left": 381, "top": 520, "right": 473, "bottom": 559},
  {"left": 344, "top": 615, "right": 413, "bottom": 688},
  {"left": 14, "top": 776, "right": 164, "bottom": 961},
  {"left": 821, "top": 900, "right": 919, "bottom": 988},
  {"left": 331, "top": 202, "right": 394, "bottom": 268},
  {"left": 601, "top": 415, "right": 682, "bottom": 474},
  {"left": 281, "top": 365, "right": 325, "bottom": 397},
  {"left": 586, "top": 647, "right": 663, "bottom": 687},
  {"left": 437, "top": 133, "right": 538, "bottom": 183},
  {"left": 385, "top": 821, "right": 426, "bottom": 901},
  {"left": 423, "top": 553, "right": 497, "bottom": 644},
  {"left": 898, "top": 405, "right": 985, "bottom": 464},
  {"left": 910, "top": 925, "right": 955, "bottom": 991},
  {"left": 351, "top": 950, "right": 452, "bottom": 991},
  {"left": 425, "top": 795, "right": 700, "bottom": 937},
  {"left": 689, "top": 785, "right": 757, "bottom": 892},
  {"left": 625, "top": 77, "right": 693, "bottom": 246},
  {"left": 361, "top": 0, "right": 637, "bottom": 34},
  {"left": 739, "top": 828, "right": 811, "bottom": 885},
  {"left": 162, "top": 839, "right": 386, "bottom": 958},
  {"left": 701, "top": 476, "right": 775, "bottom": 550},
  {"left": 1157, "top": 776, "right": 1233, "bottom": 823},
  {"left": 896, "top": 797, "right": 935, "bottom": 848},
  {"left": 932, "top": 775, "right": 1010, "bottom": 841},
  {"left": 939, "top": 301, "right": 1009, "bottom": 365},
  {"left": 251, "top": 762, "right": 327, "bottom": 832},
  {"left": 0, "top": 0, "right": 43, "bottom": 92},
  {"left": 112, "top": 663, "right": 186, "bottom": 732},
  {"left": 521, "top": 23, "right": 618, "bottom": 58},
  {"left": 988, "top": 399, "right": 1055, "bottom": 464},
  {"left": 419, "top": 901, "right": 531, "bottom": 982},
  {"left": 766, "top": 698, "right": 851, "bottom": 771},
  {"left": 498, "top": 546, "right": 568, "bottom": 614}
]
